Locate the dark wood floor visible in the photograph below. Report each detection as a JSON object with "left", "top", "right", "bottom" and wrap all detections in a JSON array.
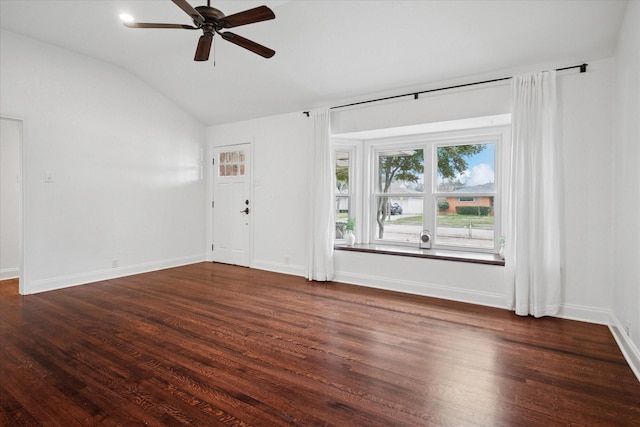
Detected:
[{"left": 1, "top": 263, "right": 638, "bottom": 426}]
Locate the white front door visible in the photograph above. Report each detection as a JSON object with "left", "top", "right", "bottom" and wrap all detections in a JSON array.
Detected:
[{"left": 212, "top": 144, "right": 251, "bottom": 267}]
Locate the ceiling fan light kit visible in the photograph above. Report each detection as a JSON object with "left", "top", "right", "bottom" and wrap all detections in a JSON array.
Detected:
[{"left": 123, "top": 0, "right": 275, "bottom": 61}]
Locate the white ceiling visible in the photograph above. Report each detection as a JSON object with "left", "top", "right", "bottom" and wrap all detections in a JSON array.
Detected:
[{"left": 0, "top": 0, "right": 628, "bottom": 126}]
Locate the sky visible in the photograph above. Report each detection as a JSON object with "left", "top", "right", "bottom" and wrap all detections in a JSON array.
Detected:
[
  {"left": 434, "top": 143, "right": 495, "bottom": 188},
  {"left": 396, "top": 142, "right": 496, "bottom": 191},
  {"left": 460, "top": 143, "right": 495, "bottom": 186}
]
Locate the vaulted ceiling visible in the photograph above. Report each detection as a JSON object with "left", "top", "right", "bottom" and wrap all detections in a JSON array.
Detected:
[{"left": 0, "top": 0, "right": 628, "bottom": 126}]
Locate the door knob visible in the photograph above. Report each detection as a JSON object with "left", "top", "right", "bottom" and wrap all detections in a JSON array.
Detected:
[{"left": 240, "top": 207, "right": 249, "bottom": 214}]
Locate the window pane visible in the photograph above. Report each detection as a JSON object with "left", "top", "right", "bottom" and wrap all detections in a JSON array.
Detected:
[
  {"left": 336, "top": 151, "right": 350, "bottom": 193},
  {"left": 238, "top": 150, "right": 246, "bottom": 176},
  {"left": 335, "top": 196, "right": 350, "bottom": 239},
  {"left": 374, "top": 148, "right": 424, "bottom": 243},
  {"left": 377, "top": 149, "right": 424, "bottom": 193},
  {"left": 435, "top": 196, "right": 494, "bottom": 248},
  {"left": 217, "top": 150, "right": 246, "bottom": 177},
  {"left": 374, "top": 197, "right": 423, "bottom": 243},
  {"left": 437, "top": 143, "right": 494, "bottom": 192}
]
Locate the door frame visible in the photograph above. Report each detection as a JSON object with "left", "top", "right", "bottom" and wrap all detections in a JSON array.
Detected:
[
  {"left": 208, "top": 141, "right": 254, "bottom": 266},
  {"left": 0, "top": 115, "right": 26, "bottom": 294}
]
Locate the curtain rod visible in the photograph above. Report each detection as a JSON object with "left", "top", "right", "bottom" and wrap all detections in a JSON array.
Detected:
[{"left": 302, "top": 63, "right": 587, "bottom": 116}]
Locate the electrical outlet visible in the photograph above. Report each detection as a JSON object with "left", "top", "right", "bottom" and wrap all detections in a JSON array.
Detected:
[
  {"left": 284, "top": 255, "right": 290, "bottom": 265},
  {"left": 625, "top": 320, "right": 631, "bottom": 337},
  {"left": 112, "top": 259, "right": 118, "bottom": 268}
]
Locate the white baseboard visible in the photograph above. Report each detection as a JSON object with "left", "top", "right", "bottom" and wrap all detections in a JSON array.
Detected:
[
  {"left": 0, "top": 267, "right": 19, "bottom": 280},
  {"left": 334, "top": 271, "right": 615, "bottom": 323},
  {"left": 24, "top": 254, "right": 206, "bottom": 294},
  {"left": 609, "top": 312, "right": 640, "bottom": 382},
  {"left": 333, "top": 271, "right": 507, "bottom": 309},
  {"left": 555, "top": 303, "right": 611, "bottom": 325},
  {"left": 251, "top": 259, "right": 306, "bottom": 277}
]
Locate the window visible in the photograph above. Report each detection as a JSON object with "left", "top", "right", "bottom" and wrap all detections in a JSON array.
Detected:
[
  {"left": 435, "top": 142, "right": 496, "bottom": 249},
  {"left": 334, "top": 122, "right": 508, "bottom": 253},
  {"left": 334, "top": 148, "right": 354, "bottom": 240},
  {"left": 218, "top": 150, "right": 246, "bottom": 177},
  {"left": 373, "top": 148, "right": 424, "bottom": 243}
]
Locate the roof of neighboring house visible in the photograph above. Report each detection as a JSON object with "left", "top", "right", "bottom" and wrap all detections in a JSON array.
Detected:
[
  {"left": 452, "top": 183, "right": 495, "bottom": 193},
  {"left": 386, "top": 182, "right": 422, "bottom": 194}
]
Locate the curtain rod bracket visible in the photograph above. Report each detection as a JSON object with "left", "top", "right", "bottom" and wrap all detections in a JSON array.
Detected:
[
  {"left": 303, "top": 111, "right": 309, "bottom": 117},
  {"left": 414, "top": 93, "right": 419, "bottom": 100},
  {"left": 580, "top": 63, "right": 588, "bottom": 73}
]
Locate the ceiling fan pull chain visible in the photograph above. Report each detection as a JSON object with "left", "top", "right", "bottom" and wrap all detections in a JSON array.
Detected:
[{"left": 213, "top": 34, "right": 216, "bottom": 67}]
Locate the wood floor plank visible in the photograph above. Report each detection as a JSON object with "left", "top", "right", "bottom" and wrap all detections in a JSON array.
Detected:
[{"left": 1, "top": 265, "right": 639, "bottom": 426}]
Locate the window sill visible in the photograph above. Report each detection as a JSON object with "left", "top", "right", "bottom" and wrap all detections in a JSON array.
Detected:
[{"left": 334, "top": 243, "right": 505, "bottom": 266}]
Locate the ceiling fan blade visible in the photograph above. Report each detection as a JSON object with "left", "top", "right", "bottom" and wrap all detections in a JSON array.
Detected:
[
  {"left": 123, "top": 22, "right": 199, "bottom": 30},
  {"left": 219, "top": 5, "right": 275, "bottom": 29},
  {"left": 194, "top": 34, "right": 213, "bottom": 61},
  {"left": 172, "top": 0, "right": 205, "bottom": 26},
  {"left": 221, "top": 32, "right": 275, "bottom": 58}
]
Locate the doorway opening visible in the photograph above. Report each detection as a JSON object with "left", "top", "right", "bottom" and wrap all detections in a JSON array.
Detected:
[{"left": 0, "top": 116, "right": 24, "bottom": 294}]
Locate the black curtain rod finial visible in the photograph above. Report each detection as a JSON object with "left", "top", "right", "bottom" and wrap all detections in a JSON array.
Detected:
[{"left": 580, "top": 63, "right": 588, "bottom": 73}]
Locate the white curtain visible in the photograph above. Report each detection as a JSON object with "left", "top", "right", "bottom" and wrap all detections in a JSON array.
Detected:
[
  {"left": 505, "top": 71, "right": 564, "bottom": 317},
  {"left": 305, "top": 108, "right": 335, "bottom": 281}
]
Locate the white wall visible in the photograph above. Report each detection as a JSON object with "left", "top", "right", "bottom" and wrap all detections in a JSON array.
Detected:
[
  {"left": 560, "top": 58, "right": 615, "bottom": 321},
  {"left": 0, "top": 117, "right": 21, "bottom": 279},
  {"left": 331, "top": 82, "right": 511, "bottom": 135},
  {"left": 611, "top": 1, "right": 640, "bottom": 377},
  {"left": 0, "top": 30, "right": 207, "bottom": 294},
  {"left": 207, "top": 58, "right": 617, "bottom": 324}
]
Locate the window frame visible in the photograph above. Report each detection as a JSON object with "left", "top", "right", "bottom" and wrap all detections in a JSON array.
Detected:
[
  {"left": 333, "top": 142, "right": 358, "bottom": 242},
  {"left": 348, "top": 125, "right": 509, "bottom": 254}
]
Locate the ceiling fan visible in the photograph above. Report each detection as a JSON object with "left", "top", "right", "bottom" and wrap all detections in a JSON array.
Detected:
[{"left": 123, "top": 0, "right": 275, "bottom": 61}]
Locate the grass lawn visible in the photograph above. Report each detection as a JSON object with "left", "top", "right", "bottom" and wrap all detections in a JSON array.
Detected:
[
  {"left": 393, "top": 214, "right": 494, "bottom": 229},
  {"left": 338, "top": 213, "right": 495, "bottom": 229},
  {"left": 437, "top": 214, "right": 494, "bottom": 228}
]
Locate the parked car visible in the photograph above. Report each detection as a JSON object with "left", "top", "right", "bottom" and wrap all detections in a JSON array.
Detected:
[{"left": 389, "top": 202, "right": 403, "bottom": 215}]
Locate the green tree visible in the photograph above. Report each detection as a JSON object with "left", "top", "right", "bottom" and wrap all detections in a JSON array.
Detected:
[
  {"left": 336, "top": 151, "right": 350, "bottom": 193},
  {"left": 437, "top": 145, "right": 485, "bottom": 179},
  {"left": 336, "top": 165, "right": 349, "bottom": 192},
  {"left": 436, "top": 144, "right": 486, "bottom": 191}
]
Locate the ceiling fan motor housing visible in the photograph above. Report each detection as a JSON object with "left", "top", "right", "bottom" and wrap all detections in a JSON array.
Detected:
[{"left": 195, "top": 6, "right": 225, "bottom": 27}]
